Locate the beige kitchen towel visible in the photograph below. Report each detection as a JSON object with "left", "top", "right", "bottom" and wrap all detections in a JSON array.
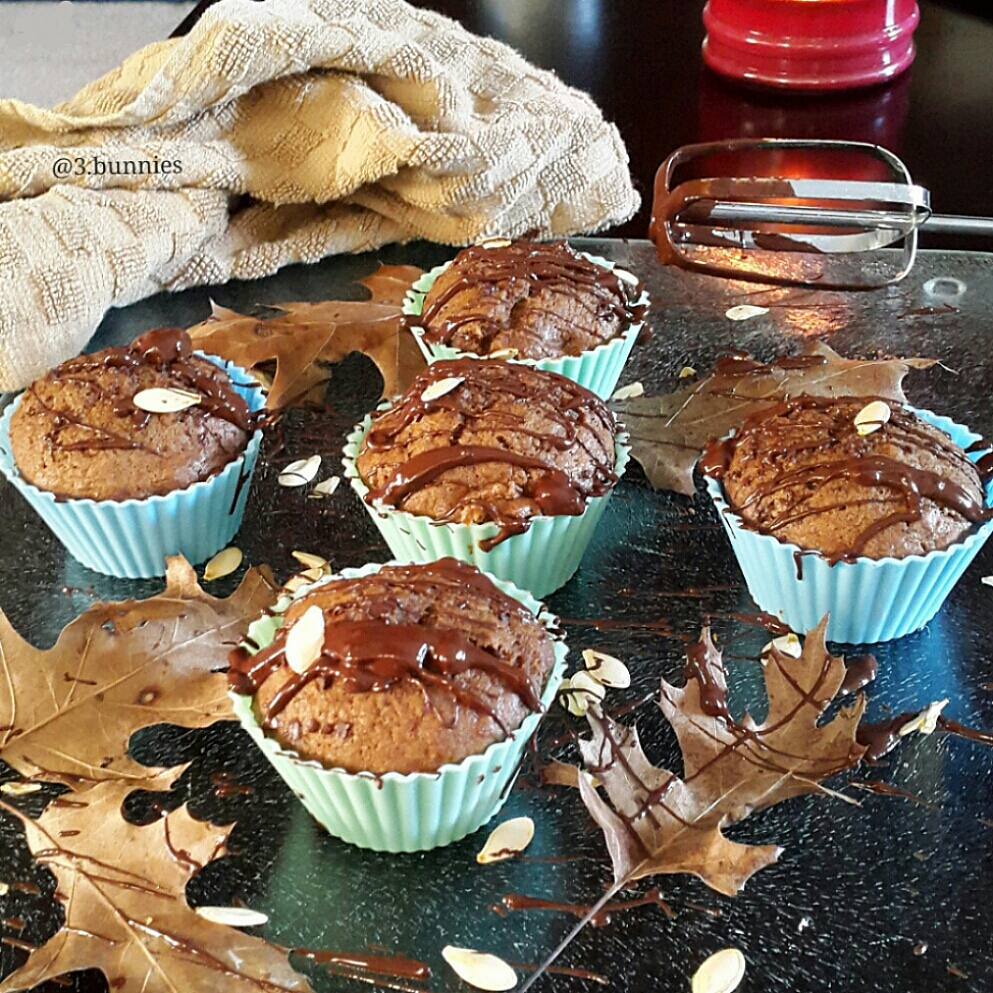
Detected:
[{"left": 0, "top": 0, "right": 639, "bottom": 390}]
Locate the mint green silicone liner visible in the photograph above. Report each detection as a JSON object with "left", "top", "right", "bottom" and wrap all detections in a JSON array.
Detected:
[
  {"left": 705, "top": 407, "right": 993, "bottom": 644},
  {"left": 229, "top": 562, "right": 568, "bottom": 853},
  {"left": 342, "top": 409, "right": 630, "bottom": 598},
  {"left": 403, "top": 252, "right": 649, "bottom": 400}
]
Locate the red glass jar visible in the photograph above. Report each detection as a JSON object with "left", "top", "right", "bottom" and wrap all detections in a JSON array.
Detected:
[{"left": 703, "top": 0, "right": 920, "bottom": 91}]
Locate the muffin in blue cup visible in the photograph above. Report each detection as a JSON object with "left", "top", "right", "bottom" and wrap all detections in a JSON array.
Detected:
[
  {"left": 342, "top": 358, "right": 629, "bottom": 598},
  {"left": 228, "top": 558, "right": 568, "bottom": 852},
  {"left": 403, "top": 239, "right": 650, "bottom": 400},
  {"left": 0, "top": 328, "right": 265, "bottom": 578},
  {"left": 702, "top": 395, "right": 993, "bottom": 643}
]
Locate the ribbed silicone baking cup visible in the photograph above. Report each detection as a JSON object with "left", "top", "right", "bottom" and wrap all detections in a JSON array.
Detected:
[
  {"left": 704, "top": 408, "right": 993, "bottom": 644},
  {"left": 342, "top": 410, "right": 630, "bottom": 599},
  {"left": 229, "top": 561, "right": 568, "bottom": 852},
  {"left": 402, "top": 252, "right": 650, "bottom": 401},
  {"left": 0, "top": 354, "right": 265, "bottom": 579}
]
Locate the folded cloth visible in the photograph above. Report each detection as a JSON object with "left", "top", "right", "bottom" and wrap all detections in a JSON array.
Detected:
[{"left": 0, "top": 0, "right": 639, "bottom": 391}]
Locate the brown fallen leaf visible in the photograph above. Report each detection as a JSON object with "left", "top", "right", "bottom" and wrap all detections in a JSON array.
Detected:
[
  {"left": 0, "top": 770, "right": 312, "bottom": 993},
  {"left": 612, "top": 342, "right": 935, "bottom": 495},
  {"left": 578, "top": 617, "right": 866, "bottom": 898},
  {"left": 0, "top": 558, "right": 276, "bottom": 789},
  {"left": 358, "top": 264, "right": 426, "bottom": 306},
  {"left": 188, "top": 264, "right": 426, "bottom": 409}
]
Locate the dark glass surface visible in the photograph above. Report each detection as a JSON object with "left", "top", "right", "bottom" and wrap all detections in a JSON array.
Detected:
[{"left": 0, "top": 240, "right": 991, "bottom": 992}]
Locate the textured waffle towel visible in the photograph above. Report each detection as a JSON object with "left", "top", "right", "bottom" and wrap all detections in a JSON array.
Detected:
[{"left": 0, "top": 0, "right": 638, "bottom": 391}]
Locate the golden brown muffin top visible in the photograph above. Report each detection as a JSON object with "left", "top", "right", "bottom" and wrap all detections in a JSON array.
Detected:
[
  {"left": 418, "top": 239, "right": 645, "bottom": 361},
  {"left": 702, "top": 395, "right": 992, "bottom": 562},
  {"left": 228, "top": 559, "right": 557, "bottom": 775},
  {"left": 355, "top": 359, "right": 619, "bottom": 546},
  {"left": 9, "top": 328, "right": 255, "bottom": 501}
]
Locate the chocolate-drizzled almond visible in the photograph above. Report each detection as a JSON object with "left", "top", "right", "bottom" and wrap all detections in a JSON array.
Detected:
[
  {"left": 419, "top": 240, "right": 647, "bottom": 360},
  {"left": 702, "top": 395, "right": 991, "bottom": 563},
  {"left": 10, "top": 328, "right": 259, "bottom": 501},
  {"left": 229, "top": 559, "right": 557, "bottom": 776},
  {"left": 355, "top": 359, "right": 619, "bottom": 548}
]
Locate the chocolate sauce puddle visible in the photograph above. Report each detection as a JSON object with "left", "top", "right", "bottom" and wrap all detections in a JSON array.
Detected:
[{"left": 492, "top": 887, "right": 674, "bottom": 928}]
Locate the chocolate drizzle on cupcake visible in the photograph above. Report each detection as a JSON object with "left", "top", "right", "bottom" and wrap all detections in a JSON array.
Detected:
[
  {"left": 702, "top": 395, "right": 992, "bottom": 563},
  {"left": 228, "top": 559, "right": 558, "bottom": 775},
  {"left": 10, "top": 328, "right": 259, "bottom": 501},
  {"left": 357, "top": 360, "right": 619, "bottom": 548},
  {"left": 418, "top": 240, "right": 647, "bottom": 360}
]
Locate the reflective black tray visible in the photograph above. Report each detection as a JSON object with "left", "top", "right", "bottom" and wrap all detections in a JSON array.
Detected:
[{"left": 1, "top": 241, "right": 991, "bottom": 993}]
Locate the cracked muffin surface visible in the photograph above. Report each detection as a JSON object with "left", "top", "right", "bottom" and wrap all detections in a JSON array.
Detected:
[
  {"left": 418, "top": 239, "right": 643, "bottom": 361},
  {"left": 9, "top": 328, "right": 253, "bottom": 501},
  {"left": 705, "top": 395, "right": 989, "bottom": 561},
  {"left": 354, "top": 359, "right": 619, "bottom": 534}
]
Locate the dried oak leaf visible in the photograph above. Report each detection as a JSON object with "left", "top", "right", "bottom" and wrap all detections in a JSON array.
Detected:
[
  {"left": 0, "top": 557, "right": 276, "bottom": 789},
  {"left": 577, "top": 618, "right": 866, "bottom": 897},
  {"left": 188, "top": 264, "right": 426, "bottom": 410},
  {"left": 0, "top": 770, "right": 311, "bottom": 993},
  {"left": 613, "top": 341, "right": 936, "bottom": 495}
]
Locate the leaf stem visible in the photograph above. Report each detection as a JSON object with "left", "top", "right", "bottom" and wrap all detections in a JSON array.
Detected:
[{"left": 516, "top": 877, "right": 627, "bottom": 992}]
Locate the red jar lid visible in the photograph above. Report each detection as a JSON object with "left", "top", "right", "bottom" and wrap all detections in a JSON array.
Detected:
[{"left": 703, "top": 0, "right": 920, "bottom": 91}]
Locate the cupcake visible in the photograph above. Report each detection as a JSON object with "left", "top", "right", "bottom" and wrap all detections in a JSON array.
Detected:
[
  {"left": 228, "top": 558, "right": 568, "bottom": 852},
  {"left": 342, "top": 359, "right": 630, "bottom": 598},
  {"left": 0, "top": 328, "right": 265, "bottom": 578},
  {"left": 403, "top": 239, "right": 649, "bottom": 399},
  {"left": 702, "top": 395, "right": 993, "bottom": 643}
]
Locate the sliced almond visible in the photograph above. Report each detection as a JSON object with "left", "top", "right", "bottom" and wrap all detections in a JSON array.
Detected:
[
  {"left": 0, "top": 882, "right": 8, "bottom": 896},
  {"left": 133, "top": 386, "right": 202, "bottom": 414},
  {"left": 195, "top": 906, "right": 269, "bottom": 928},
  {"left": 0, "top": 782, "right": 42, "bottom": 796},
  {"left": 679, "top": 366, "right": 697, "bottom": 379},
  {"left": 291, "top": 551, "right": 328, "bottom": 572},
  {"left": 487, "top": 347, "right": 519, "bottom": 360},
  {"left": 270, "top": 594, "right": 294, "bottom": 614},
  {"left": 441, "top": 946, "right": 517, "bottom": 992},
  {"left": 899, "top": 698, "right": 949, "bottom": 737},
  {"left": 420, "top": 376, "right": 464, "bottom": 403},
  {"left": 203, "top": 546, "right": 242, "bottom": 582},
  {"left": 583, "top": 649, "right": 631, "bottom": 689},
  {"left": 725, "top": 304, "right": 769, "bottom": 322},
  {"left": 612, "top": 267, "right": 639, "bottom": 286},
  {"left": 478, "top": 237, "right": 512, "bottom": 250},
  {"left": 278, "top": 455, "right": 321, "bottom": 488},
  {"left": 691, "top": 948, "right": 746, "bottom": 993},
  {"left": 762, "top": 633, "right": 802, "bottom": 660},
  {"left": 854, "top": 400, "right": 891, "bottom": 437},
  {"left": 560, "top": 670, "right": 607, "bottom": 717},
  {"left": 476, "top": 817, "right": 535, "bottom": 865},
  {"left": 282, "top": 575, "right": 310, "bottom": 593},
  {"left": 284, "top": 605, "right": 325, "bottom": 675},
  {"left": 311, "top": 476, "right": 340, "bottom": 499},
  {"left": 611, "top": 381, "right": 644, "bottom": 402}
]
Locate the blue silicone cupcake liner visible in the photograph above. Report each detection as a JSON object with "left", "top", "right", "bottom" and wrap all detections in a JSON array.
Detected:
[
  {"left": 0, "top": 354, "right": 265, "bottom": 579},
  {"left": 403, "top": 252, "right": 649, "bottom": 401},
  {"left": 704, "top": 407, "right": 993, "bottom": 644},
  {"left": 230, "top": 561, "right": 568, "bottom": 852},
  {"left": 342, "top": 407, "right": 630, "bottom": 599}
]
